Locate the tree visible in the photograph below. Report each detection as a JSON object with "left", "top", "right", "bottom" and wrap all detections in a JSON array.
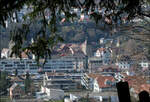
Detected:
[
  {"left": 0, "top": 0, "right": 150, "bottom": 63},
  {"left": 24, "top": 72, "right": 31, "bottom": 94},
  {"left": 0, "top": 71, "right": 11, "bottom": 95}
]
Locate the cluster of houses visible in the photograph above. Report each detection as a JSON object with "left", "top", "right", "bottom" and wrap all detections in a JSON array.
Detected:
[{"left": 0, "top": 39, "right": 150, "bottom": 101}]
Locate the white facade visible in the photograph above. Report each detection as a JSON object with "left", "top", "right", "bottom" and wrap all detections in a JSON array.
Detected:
[
  {"left": 81, "top": 73, "right": 94, "bottom": 90},
  {"left": 0, "top": 58, "right": 83, "bottom": 74},
  {"left": 99, "top": 38, "right": 105, "bottom": 44},
  {"left": 139, "top": 62, "right": 149, "bottom": 68},
  {"left": 94, "top": 49, "right": 104, "bottom": 58},
  {"left": 41, "top": 86, "right": 64, "bottom": 100},
  {"left": 116, "top": 62, "right": 130, "bottom": 69},
  {"left": 43, "top": 72, "right": 78, "bottom": 90},
  {"left": 93, "top": 79, "right": 101, "bottom": 92},
  {"left": 94, "top": 48, "right": 112, "bottom": 65},
  {"left": 1, "top": 48, "right": 9, "bottom": 59}
]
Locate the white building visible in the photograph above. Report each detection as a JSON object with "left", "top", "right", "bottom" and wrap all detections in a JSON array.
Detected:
[
  {"left": 139, "top": 61, "right": 149, "bottom": 69},
  {"left": 1, "top": 48, "right": 9, "bottom": 59},
  {"left": 81, "top": 73, "right": 95, "bottom": 90},
  {"left": 41, "top": 86, "right": 64, "bottom": 100},
  {"left": 93, "top": 75, "right": 116, "bottom": 92},
  {"left": 81, "top": 73, "right": 116, "bottom": 92},
  {"left": 0, "top": 58, "right": 84, "bottom": 75},
  {"left": 94, "top": 48, "right": 112, "bottom": 65},
  {"left": 43, "top": 72, "right": 77, "bottom": 90},
  {"left": 115, "top": 62, "right": 130, "bottom": 70}
]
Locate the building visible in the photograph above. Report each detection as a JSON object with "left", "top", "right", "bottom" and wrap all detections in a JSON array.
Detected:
[
  {"left": 139, "top": 61, "right": 149, "bottom": 70},
  {"left": 0, "top": 58, "right": 84, "bottom": 75},
  {"left": 99, "top": 65, "right": 120, "bottom": 76},
  {"left": 43, "top": 72, "right": 77, "bottom": 90},
  {"left": 41, "top": 86, "right": 64, "bottom": 100},
  {"left": 9, "top": 83, "right": 25, "bottom": 99},
  {"left": 99, "top": 38, "right": 114, "bottom": 45},
  {"left": 94, "top": 47, "right": 112, "bottom": 65},
  {"left": 81, "top": 73, "right": 97, "bottom": 90},
  {"left": 81, "top": 73, "right": 117, "bottom": 92},
  {"left": 88, "top": 57, "right": 103, "bottom": 73},
  {"left": 116, "top": 62, "right": 130, "bottom": 70},
  {"left": 1, "top": 48, "right": 9, "bottom": 59},
  {"left": 93, "top": 75, "right": 116, "bottom": 92}
]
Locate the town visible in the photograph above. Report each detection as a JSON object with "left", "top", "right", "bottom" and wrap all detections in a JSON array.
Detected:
[
  {"left": 0, "top": 37, "right": 150, "bottom": 102},
  {"left": 0, "top": 1, "right": 150, "bottom": 102}
]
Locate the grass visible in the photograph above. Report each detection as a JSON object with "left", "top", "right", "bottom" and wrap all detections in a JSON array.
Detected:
[{"left": 0, "top": 96, "right": 11, "bottom": 102}]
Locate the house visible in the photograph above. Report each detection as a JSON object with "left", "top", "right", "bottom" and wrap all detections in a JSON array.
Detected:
[
  {"left": 1, "top": 48, "right": 9, "bottom": 59},
  {"left": 93, "top": 75, "right": 116, "bottom": 92},
  {"left": 139, "top": 61, "right": 149, "bottom": 71},
  {"left": 94, "top": 48, "right": 105, "bottom": 58},
  {"left": 9, "top": 83, "right": 25, "bottom": 99},
  {"left": 94, "top": 47, "right": 112, "bottom": 65},
  {"left": 81, "top": 73, "right": 101, "bottom": 90},
  {"left": 81, "top": 73, "right": 117, "bottom": 92}
]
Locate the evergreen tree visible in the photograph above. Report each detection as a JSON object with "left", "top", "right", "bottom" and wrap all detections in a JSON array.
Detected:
[
  {"left": 0, "top": 71, "right": 10, "bottom": 95},
  {"left": 24, "top": 72, "right": 31, "bottom": 94}
]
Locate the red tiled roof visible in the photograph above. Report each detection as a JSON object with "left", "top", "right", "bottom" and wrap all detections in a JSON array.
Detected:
[
  {"left": 21, "top": 52, "right": 28, "bottom": 58},
  {"left": 88, "top": 73, "right": 102, "bottom": 79},
  {"left": 96, "top": 76, "right": 115, "bottom": 88},
  {"left": 88, "top": 74, "right": 115, "bottom": 88},
  {"left": 123, "top": 75, "right": 150, "bottom": 94}
]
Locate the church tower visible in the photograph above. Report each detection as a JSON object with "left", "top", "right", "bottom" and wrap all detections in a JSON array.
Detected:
[{"left": 81, "top": 38, "right": 87, "bottom": 56}]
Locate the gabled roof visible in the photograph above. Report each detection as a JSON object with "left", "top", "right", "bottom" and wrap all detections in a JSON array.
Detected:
[
  {"left": 88, "top": 73, "right": 115, "bottom": 88},
  {"left": 1, "top": 48, "right": 9, "bottom": 53}
]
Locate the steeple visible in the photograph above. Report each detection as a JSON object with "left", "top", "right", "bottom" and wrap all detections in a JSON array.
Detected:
[
  {"left": 81, "top": 38, "right": 87, "bottom": 55},
  {"left": 116, "top": 38, "right": 120, "bottom": 47}
]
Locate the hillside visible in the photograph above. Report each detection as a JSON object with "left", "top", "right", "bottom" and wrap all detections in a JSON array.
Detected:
[{"left": 0, "top": 21, "right": 150, "bottom": 59}]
